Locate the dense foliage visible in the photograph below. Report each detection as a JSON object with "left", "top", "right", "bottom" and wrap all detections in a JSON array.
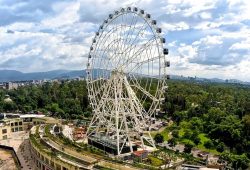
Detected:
[
  {"left": 0, "top": 79, "right": 250, "bottom": 168},
  {"left": 163, "top": 80, "right": 250, "bottom": 168},
  {"left": 0, "top": 81, "right": 90, "bottom": 119}
]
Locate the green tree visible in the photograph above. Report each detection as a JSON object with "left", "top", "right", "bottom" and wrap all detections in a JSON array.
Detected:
[
  {"left": 154, "top": 133, "right": 164, "bottom": 144},
  {"left": 216, "top": 142, "right": 225, "bottom": 153},
  {"left": 193, "top": 136, "right": 201, "bottom": 145},
  {"left": 204, "top": 140, "right": 214, "bottom": 149},
  {"left": 3, "top": 102, "right": 17, "bottom": 112},
  {"left": 184, "top": 143, "right": 194, "bottom": 154},
  {"left": 172, "top": 130, "right": 179, "bottom": 138},
  {"left": 243, "top": 115, "right": 250, "bottom": 136},
  {"left": 168, "top": 138, "right": 177, "bottom": 148},
  {"left": 183, "top": 129, "right": 192, "bottom": 139}
]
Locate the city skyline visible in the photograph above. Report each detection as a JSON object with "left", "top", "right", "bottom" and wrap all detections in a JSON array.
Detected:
[{"left": 0, "top": 0, "right": 250, "bottom": 81}]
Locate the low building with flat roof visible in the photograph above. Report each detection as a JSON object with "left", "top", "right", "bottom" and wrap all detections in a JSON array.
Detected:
[{"left": 0, "top": 113, "right": 58, "bottom": 140}]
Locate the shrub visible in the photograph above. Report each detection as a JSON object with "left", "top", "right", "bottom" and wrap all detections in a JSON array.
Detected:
[
  {"left": 154, "top": 133, "right": 164, "bottom": 143},
  {"left": 172, "top": 130, "right": 179, "bottom": 138},
  {"left": 168, "top": 138, "right": 177, "bottom": 147},
  {"left": 184, "top": 143, "right": 194, "bottom": 153},
  {"left": 204, "top": 140, "right": 214, "bottom": 149},
  {"left": 193, "top": 137, "right": 201, "bottom": 145},
  {"left": 216, "top": 142, "right": 225, "bottom": 153}
]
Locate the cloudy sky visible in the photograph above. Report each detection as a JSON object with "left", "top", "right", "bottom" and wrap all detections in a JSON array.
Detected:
[{"left": 0, "top": 0, "right": 250, "bottom": 81}]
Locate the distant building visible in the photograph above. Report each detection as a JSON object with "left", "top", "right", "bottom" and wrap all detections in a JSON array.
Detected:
[
  {"left": 0, "top": 83, "right": 6, "bottom": 89},
  {"left": 6, "top": 82, "right": 18, "bottom": 90}
]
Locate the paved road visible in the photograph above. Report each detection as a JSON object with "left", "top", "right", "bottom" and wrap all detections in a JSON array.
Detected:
[{"left": 17, "top": 139, "right": 35, "bottom": 170}]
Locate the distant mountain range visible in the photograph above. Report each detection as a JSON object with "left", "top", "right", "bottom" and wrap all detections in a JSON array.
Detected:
[
  {"left": 0, "top": 70, "right": 85, "bottom": 82},
  {"left": 0, "top": 69, "right": 249, "bottom": 86}
]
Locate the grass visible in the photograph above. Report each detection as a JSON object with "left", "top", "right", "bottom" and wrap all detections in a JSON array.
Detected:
[
  {"left": 181, "top": 139, "right": 195, "bottom": 145},
  {"left": 197, "top": 133, "right": 220, "bottom": 155},
  {"left": 147, "top": 155, "right": 164, "bottom": 166},
  {"left": 151, "top": 126, "right": 171, "bottom": 141},
  {"left": 179, "top": 128, "right": 185, "bottom": 137},
  {"left": 198, "top": 133, "right": 208, "bottom": 143},
  {"left": 176, "top": 127, "right": 220, "bottom": 155},
  {"left": 178, "top": 128, "right": 194, "bottom": 145}
]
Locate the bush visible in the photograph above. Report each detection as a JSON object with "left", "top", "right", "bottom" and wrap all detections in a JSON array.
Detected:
[
  {"left": 204, "top": 140, "right": 214, "bottom": 149},
  {"left": 154, "top": 133, "right": 164, "bottom": 144},
  {"left": 172, "top": 130, "right": 179, "bottom": 138},
  {"left": 193, "top": 137, "right": 201, "bottom": 145},
  {"left": 184, "top": 143, "right": 194, "bottom": 153},
  {"left": 147, "top": 156, "right": 163, "bottom": 166},
  {"left": 183, "top": 129, "right": 192, "bottom": 139},
  {"left": 175, "top": 149, "right": 180, "bottom": 154},
  {"left": 216, "top": 142, "right": 225, "bottom": 153},
  {"left": 168, "top": 138, "right": 177, "bottom": 147}
]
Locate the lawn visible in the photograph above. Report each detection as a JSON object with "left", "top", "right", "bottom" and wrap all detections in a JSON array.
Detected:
[
  {"left": 179, "top": 128, "right": 185, "bottom": 137},
  {"left": 151, "top": 126, "right": 170, "bottom": 141},
  {"left": 147, "top": 155, "right": 164, "bottom": 166},
  {"left": 197, "top": 133, "right": 220, "bottom": 155},
  {"left": 178, "top": 129, "right": 220, "bottom": 155}
]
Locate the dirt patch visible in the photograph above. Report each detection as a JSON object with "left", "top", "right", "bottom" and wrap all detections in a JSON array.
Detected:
[{"left": 0, "top": 149, "right": 17, "bottom": 170}]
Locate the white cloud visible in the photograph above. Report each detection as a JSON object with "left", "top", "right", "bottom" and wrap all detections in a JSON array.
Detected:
[
  {"left": 41, "top": 1, "right": 80, "bottom": 28},
  {"left": 193, "top": 35, "right": 223, "bottom": 46},
  {"left": 229, "top": 39, "right": 250, "bottom": 50},
  {"left": 161, "top": 22, "right": 190, "bottom": 31},
  {"left": 178, "top": 45, "right": 197, "bottom": 60},
  {"left": 0, "top": 0, "right": 249, "bottom": 81},
  {"left": 199, "top": 12, "right": 212, "bottom": 19}
]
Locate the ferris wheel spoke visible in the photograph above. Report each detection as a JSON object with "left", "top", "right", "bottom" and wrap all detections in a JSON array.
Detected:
[
  {"left": 118, "top": 19, "right": 149, "bottom": 57},
  {"left": 132, "top": 84, "right": 158, "bottom": 102},
  {"left": 91, "top": 80, "right": 109, "bottom": 98},
  {"left": 121, "top": 38, "right": 156, "bottom": 68},
  {"left": 120, "top": 13, "right": 139, "bottom": 55},
  {"left": 93, "top": 24, "right": 122, "bottom": 62},
  {"left": 125, "top": 27, "right": 154, "bottom": 62},
  {"left": 129, "top": 74, "right": 157, "bottom": 102},
  {"left": 129, "top": 36, "right": 156, "bottom": 56},
  {"left": 128, "top": 55, "right": 161, "bottom": 73},
  {"left": 114, "top": 15, "right": 147, "bottom": 62}
]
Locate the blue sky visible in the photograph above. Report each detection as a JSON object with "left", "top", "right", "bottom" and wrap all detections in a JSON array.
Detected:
[{"left": 0, "top": 0, "right": 249, "bottom": 81}]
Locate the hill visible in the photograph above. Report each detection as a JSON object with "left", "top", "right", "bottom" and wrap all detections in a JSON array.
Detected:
[{"left": 0, "top": 70, "right": 85, "bottom": 82}]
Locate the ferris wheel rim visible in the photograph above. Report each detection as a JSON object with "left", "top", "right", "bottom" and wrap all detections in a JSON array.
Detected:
[{"left": 87, "top": 7, "right": 165, "bottom": 72}]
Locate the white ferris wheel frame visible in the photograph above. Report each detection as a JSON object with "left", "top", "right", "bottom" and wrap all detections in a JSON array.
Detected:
[{"left": 86, "top": 7, "right": 170, "bottom": 156}]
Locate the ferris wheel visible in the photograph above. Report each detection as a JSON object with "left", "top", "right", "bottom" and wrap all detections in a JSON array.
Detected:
[{"left": 86, "top": 7, "right": 170, "bottom": 155}]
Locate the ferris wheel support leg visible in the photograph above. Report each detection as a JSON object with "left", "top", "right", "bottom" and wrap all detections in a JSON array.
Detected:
[
  {"left": 140, "top": 136, "right": 145, "bottom": 150},
  {"left": 148, "top": 132, "right": 156, "bottom": 148},
  {"left": 123, "top": 114, "right": 133, "bottom": 153},
  {"left": 114, "top": 78, "right": 120, "bottom": 155}
]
